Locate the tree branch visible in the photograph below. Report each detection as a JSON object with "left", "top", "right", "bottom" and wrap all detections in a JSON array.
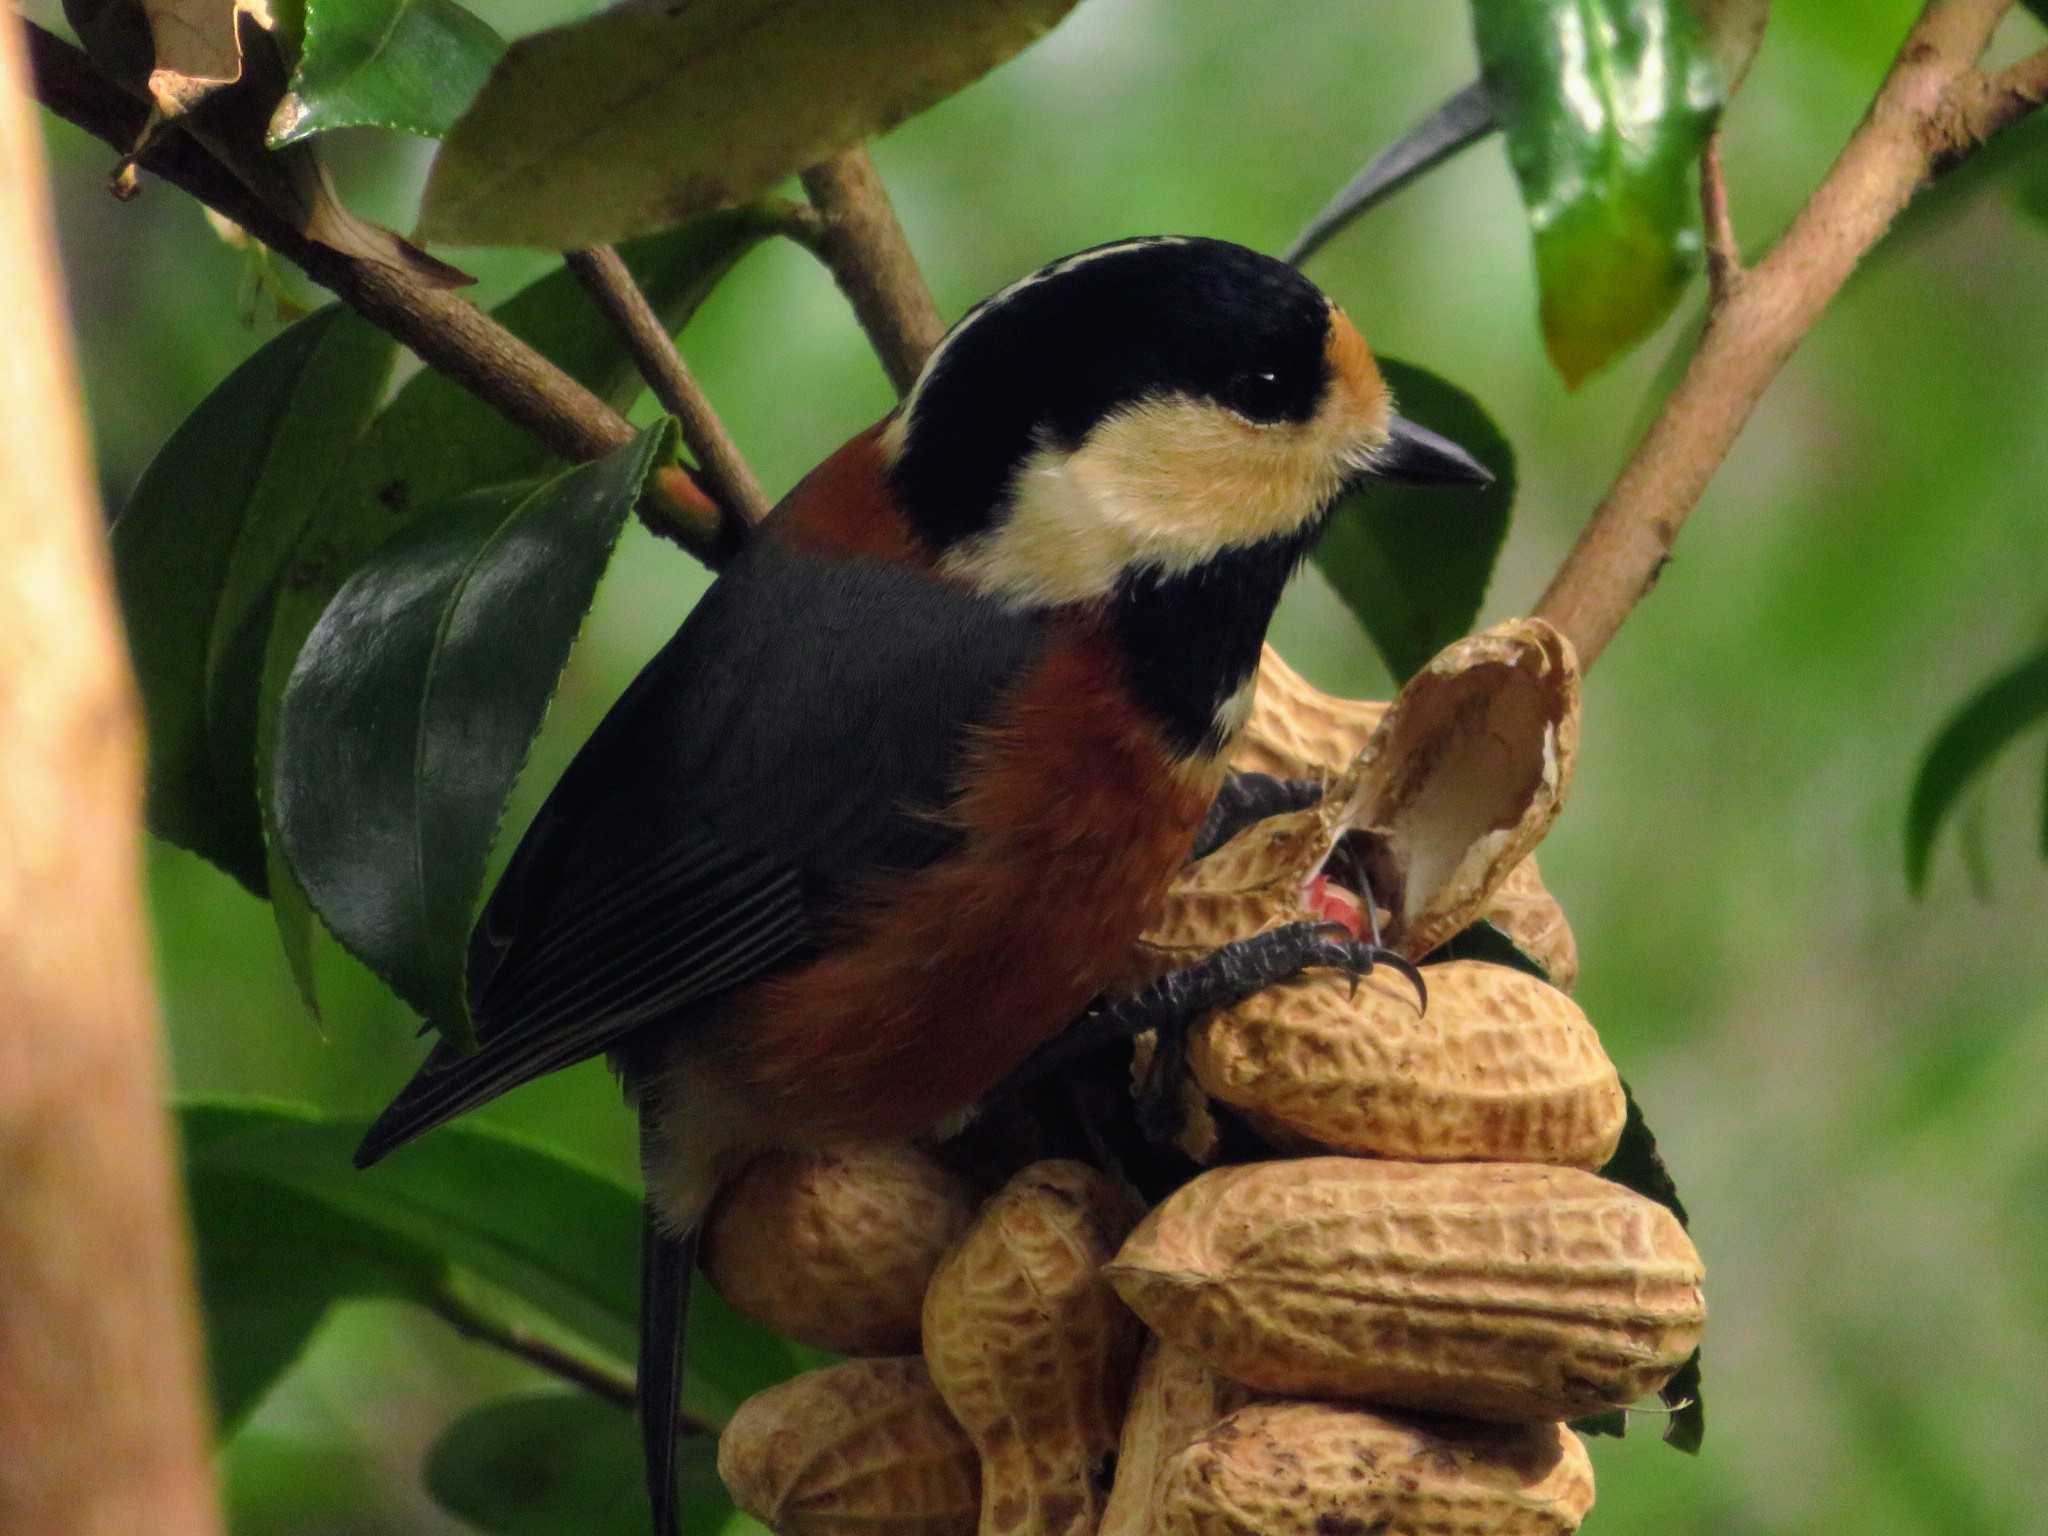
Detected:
[
  {"left": 20, "top": 22, "right": 740, "bottom": 562},
  {"left": 1698, "top": 131, "right": 1743, "bottom": 304},
  {"left": 566, "top": 245, "right": 771, "bottom": 525},
  {"left": 1534, "top": 0, "right": 2041, "bottom": 671},
  {"left": 0, "top": 17, "right": 221, "bottom": 1534},
  {"left": 419, "top": 1286, "right": 712, "bottom": 1438},
  {"left": 799, "top": 147, "right": 945, "bottom": 395}
]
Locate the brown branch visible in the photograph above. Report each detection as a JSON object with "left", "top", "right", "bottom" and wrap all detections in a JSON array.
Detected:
[
  {"left": 1534, "top": 0, "right": 2042, "bottom": 671},
  {"left": 800, "top": 147, "right": 945, "bottom": 395},
  {"left": 0, "top": 16, "right": 222, "bottom": 1536},
  {"left": 419, "top": 1286, "right": 712, "bottom": 1437},
  {"left": 566, "top": 245, "right": 771, "bottom": 525},
  {"left": 1698, "top": 131, "right": 1743, "bottom": 304},
  {"left": 20, "top": 22, "right": 740, "bottom": 562}
]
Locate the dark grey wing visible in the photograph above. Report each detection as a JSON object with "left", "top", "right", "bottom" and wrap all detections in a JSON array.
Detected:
[{"left": 354, "top": 543, "right": 1045, "bottom": 1166}]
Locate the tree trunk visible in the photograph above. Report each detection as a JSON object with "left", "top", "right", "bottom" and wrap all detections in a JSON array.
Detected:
[{"left": 0, "top": 20, "right": 224, "bottom": 1536}]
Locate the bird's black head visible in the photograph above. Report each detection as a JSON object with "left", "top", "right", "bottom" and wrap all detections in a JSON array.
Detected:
[
  {"left": 883, "top": 236, "right": 1490, "bottom": 757},
  {"left": 883, "top": 236, "right": 1480, "bottom": 610}
]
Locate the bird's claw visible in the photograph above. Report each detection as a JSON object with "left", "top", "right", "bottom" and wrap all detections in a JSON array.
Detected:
[{"left": 1307, "top": 923, "right": 1427, "bottom": 1013}]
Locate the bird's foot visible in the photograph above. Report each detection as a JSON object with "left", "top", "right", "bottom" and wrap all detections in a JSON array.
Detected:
[
  {"left": 1009, "top": 919, "right": 1426, "bottom": 1101},
  {"left": 1189, "top": 773, "right": 1326, "bottom": 861}
]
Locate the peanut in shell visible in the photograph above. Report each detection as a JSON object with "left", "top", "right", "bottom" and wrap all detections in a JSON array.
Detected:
[
  {"left": 1098, "top": 1340, "right": 1252, "bottom": 1536},
  {"left": 1483, "top": 853, "right": 1578, "bottom": 992},
  {"left": 717, "top": 1357, "right": 980, "bottom": 1536},
  {"left": 1189, "top": 959, "right": 1624, "bottom": 1168},
  {"left": 1107, "top": 1157, "right": 1703, "bottom": 1422},
  {"left": 922, "top": 1161, "right": 1143, "bottom": 1536},
  {"left": 704, "top": 1144, "right": 977, "bottom": 1354},
  {"left": 1155, "top": 1403, "right": 1595, "bottom": 1536},
  {"left": 1232, "top": 644, "right": 1386, "bottom": 781}
]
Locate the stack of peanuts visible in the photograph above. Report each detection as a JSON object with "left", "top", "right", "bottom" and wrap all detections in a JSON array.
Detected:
[{"left": 714, "top": 622, "right": 1704, "bottom": 1536}]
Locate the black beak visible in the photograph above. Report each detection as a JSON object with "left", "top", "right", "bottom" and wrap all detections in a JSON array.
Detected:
[{"left": 1374, "top": 413, "right": 1494, "bottom": 487}]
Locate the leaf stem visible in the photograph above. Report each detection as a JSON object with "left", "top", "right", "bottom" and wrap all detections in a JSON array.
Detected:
[
  {"left": 798, "top": 147, "right": 944, "bottom": 395},
  {"left": 1698, "top": 130, "right": 1743, "bottom": 304},
  {"left": 419, "top": 1284, "right": 714, "bottom": 1438},
  {"left": 1534, "top": 0, "right": 2044, "bottom": 672},
  {"left": 21, "top": 23, "right": 740, "bottom": 564},
  {"left": 566, "top": 246, "right": 771, "bottom": 525}
]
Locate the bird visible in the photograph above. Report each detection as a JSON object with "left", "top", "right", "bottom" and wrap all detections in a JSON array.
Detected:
[{"left": 352, "top": 234, "right": 1490, "bottom": 1534}]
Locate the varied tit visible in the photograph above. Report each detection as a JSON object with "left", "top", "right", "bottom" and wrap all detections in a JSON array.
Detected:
[{"left": 353, "top": 235, "right": 1490, "bottom": 1534}]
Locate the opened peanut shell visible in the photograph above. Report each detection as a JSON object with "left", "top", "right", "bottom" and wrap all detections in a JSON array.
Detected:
[
  {"left": 1107, "top": 1157, "right": 1703, "bottom": 1422},
  {"left": 1325, "top": 618, "right": 1580, "bottom": 959}
]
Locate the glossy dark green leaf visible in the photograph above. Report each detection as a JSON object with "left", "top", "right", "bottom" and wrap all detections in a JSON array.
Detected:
[
  {"left": 418, "top": 0, "right": 1082, "bottom": 248},
  {"left": 1472, "top": 0, "right": 1723, "bottom": 385},
  {"left": 425, "top": 1394, "right": 756, "bottom": 1536},
  {"left": 256, "top": 209, "right": 781, "bottom": 1014},
  {"left": 110, "top": 306, "right": 394, "bottom": 895},
  {"left": 1286, "top": 80, "right": 1498, "bottom": 266},
  {"left": 1598, "top": 1078, "right": 1703, "bottom": 1452},
  {"left": 269, "top": 0, "right": 505, "bottom": 147},
  {"left": 1312, "top": 358, "right": 1516, "bottom": 683},
  {"left": 273, "top": 423, "right": 673, "bottom": 1041},
  {"left": 1904, "top": 642, "right": 2048, "bottom": 893},
  {"left": 1421, "top": 919, "right": 1551, "bottom": 982},
  {"left": 183, "top": 1098, "right": 812, "bottom": 1433}
]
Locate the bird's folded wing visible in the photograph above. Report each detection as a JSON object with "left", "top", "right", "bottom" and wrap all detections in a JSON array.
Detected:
[{"left": 356, "top": 546, "right": 1045, "bottom": 1166}]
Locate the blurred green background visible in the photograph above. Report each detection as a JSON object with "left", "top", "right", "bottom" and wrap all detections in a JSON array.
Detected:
[{"left": 35, "top": 0, "right": 2048, "bottom": 1531}]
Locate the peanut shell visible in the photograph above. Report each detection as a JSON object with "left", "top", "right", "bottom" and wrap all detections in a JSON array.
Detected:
[
  {"left": 1108, "top": 1157, "right": 1703, "bottom": 1422},
  {"left": 1324, "top": 619, "right": 1580, "bottom": 959},
  {"left": 1156, "top": 1403, "right": 1594, "bottom": 1536},
  {"left": 1232, "top": 644, "right": 1387, "bottom": 780},
  {"left": 704, "top": 1144, "right": 977, "bottom": 1354},
  {"left": 1098, "top": 1341, "right": 1252, "bottom": 1536},
  {"left": 1189, "top": 960, "right": 1624, "bottom": 1168},
  {"left": 922, "top": 1161, "right": 1143, "bottom": 1536},
  {"left": 718, "top": 1357, "right": 980, "bottom": 1536},
  {"left": 1483, "top": 855, "right": 1578, "bottom": 992}
]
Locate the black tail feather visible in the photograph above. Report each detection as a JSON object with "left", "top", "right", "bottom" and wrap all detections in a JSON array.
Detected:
[{"left": 640, "top": 1200, "right": 696, "bottom": 1536}]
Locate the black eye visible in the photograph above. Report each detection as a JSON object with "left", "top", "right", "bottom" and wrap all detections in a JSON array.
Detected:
[{"left": 1222, "top": 368, "right": 1293, "bottom": 422}]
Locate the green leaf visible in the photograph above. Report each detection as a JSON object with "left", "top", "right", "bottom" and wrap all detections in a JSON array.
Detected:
[
  {"left": 182, "top": 1099, "right": 812, "bottom": 1433},
  {"left": 255, "top": 210, "right": 779, "bottom": 1011},
  {"left": 110, "top": 306, "right": 395, "bottom": 895},
  {"left": 1472, "top": 0, "right": 1723, "bottom": 386},
  {"left": 1598, "top": 1079, "right": 1704, "bottom": 1452},
  {"left": 1421, "top": 919, "right": 1551, "bottom": 982},
  {"left": 269, "top": 0, "right": 505, "bottom": 146},
  {"left": 418, "top": 0, "right": 1082, "bottom": 248},
  {"left": 425, "top": 1394, "right": 754, "bottom": 1536},
  {"left": 1312, "top": 358, "right": 1516, "bottom": 683},
  {"left": 1285, "top": 80, "right": 1498, "bottom": 266},
  {"left": 1904, "top": 642, "right": 2048, "bottom": 893},
  {"left": 272, "top": 424, "right": 673, "bottom": 1040}
]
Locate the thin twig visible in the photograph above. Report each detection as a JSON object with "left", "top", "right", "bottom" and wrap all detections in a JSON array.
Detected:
[
  {"left": 1698, "top": 131, "right": 1743, "bottom": 304},
  {"left": 566, "top": 245, "right": 772, "bottom": 524},
  {"left": 1534, "top": 0, "right": 2041, "bottom": 672},
  {"left": 21, "top": 23, "right": 741, "bottom": 563},
  {"left": 420, "top": 1286, "right": 713, "bottom": 1438},
  {"left": 1947, "top": 42, "right": 2048, "bottom": 148},
  {"left": 799, "top": 147, "right": 945, "bottom": 395}
]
